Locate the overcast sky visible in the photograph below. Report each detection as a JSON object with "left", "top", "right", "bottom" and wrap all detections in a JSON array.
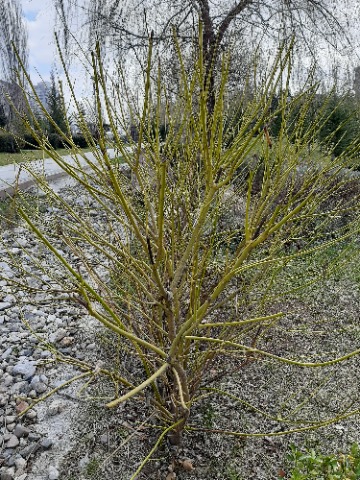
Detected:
[
  {"left": 21, "top": 0, "right": 57, "bottom": 82},
  {"left": 19, "top": 0, "right": 360, "bottom": 96}
]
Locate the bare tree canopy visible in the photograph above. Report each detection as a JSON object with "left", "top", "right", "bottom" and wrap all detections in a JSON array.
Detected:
[
  {"left": 53, "top": 0, "right": 357, "bottom": 63},
  {"left": 0, "top": 0, "right": 29, "bottom": 82},
  {"left": 53, "top": 0, "right": 359, "bottom": 113}
]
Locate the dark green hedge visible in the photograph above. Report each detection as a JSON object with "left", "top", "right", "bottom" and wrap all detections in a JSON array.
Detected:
[
  {"left": 72, "top": 135, "right": 90, "bottom": 148},
  {"left": 0, "top": 134, "right": 20, "bottom": 153},
  {"left": 21, "top": 133, "right": 40, "bottom": 150},
  {"left": 0, "top": 132, "right": 93, "bottom": 153}
]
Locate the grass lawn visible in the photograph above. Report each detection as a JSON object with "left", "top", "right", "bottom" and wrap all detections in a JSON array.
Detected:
[{"left": 0, "top": 148, "right": 92, "bottom": 167}]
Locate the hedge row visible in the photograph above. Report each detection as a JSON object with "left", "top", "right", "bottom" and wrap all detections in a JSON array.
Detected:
[
  {"left": 0, "top": 133, "right": 93, "bottom": 153},
  {"left": 0, "top": 134, "right": 20, "bottom": 153}
]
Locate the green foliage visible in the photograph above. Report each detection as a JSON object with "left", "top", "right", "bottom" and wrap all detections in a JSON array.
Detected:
[
  {"left": 21, "top": 133, "right": 39, "bottom": 150},
  {"left": 285, "top": 443, "right": 360, "bottom": 480},
  {"left": 286, "top": 92, "right": 360, "bottom": 158},
  {"left": 0, "top": 103, "right": 8, "bottom": 129},
  {"left": 48, "top": 132, "right": 63, "bottom": 149},
  {"left": 46, "top": 70, "right": 68, "bottom": 134},
  {"left": 72, "top": 134, "right": 90, "bottom": 148},
  {"left": 317, "top": 94, "right": 359, "bottom": 158},
  {"left": 0, "top": 133, "right": 20, "bottom": 152},
  {"left": 85, "top": 457, "right": 101, "bottom": 477}
]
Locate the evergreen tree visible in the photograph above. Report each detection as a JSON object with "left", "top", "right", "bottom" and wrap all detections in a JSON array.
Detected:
[
  {"left": 46, "top": 71, "right": 67, "bottom": 134},
  {"left": 0, "top": 103, "right": 7, "bottom": 129}
]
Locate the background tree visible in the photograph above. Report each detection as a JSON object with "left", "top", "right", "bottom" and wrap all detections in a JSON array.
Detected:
[
  {"left": 53, "top": 0, "right": 358, "bottom": 113},
  {"left": 0, "top": 103, "right": 8, "bottom": 129},
  {"left": 46, "top": 70, "right": 68, "bottom": 135},
  {"left": 0, "top": 0, "right": 29, "bottom": 126}
]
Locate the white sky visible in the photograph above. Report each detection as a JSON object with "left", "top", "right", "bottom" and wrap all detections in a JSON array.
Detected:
[
  {"left": 19, "top": 0, "right": 360, "bottom": 97},
  {"left": 20, "top": 0, "right": 95, "bottom": 107},
  {"left": 21, "top": 0, "right": 56, "bottom": 82}
]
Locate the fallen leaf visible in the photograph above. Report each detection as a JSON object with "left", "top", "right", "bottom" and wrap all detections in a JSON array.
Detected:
[
  {"left": 179, "top": 459, "right": 195, "bottom": 471},
  {"left": 166, "top": 473, "right": 176, "bottom": 480},
  {"left": 16, "top": 401, "right": 29, "bottom": 414},
  {"left": 278, "top": 469, "right": 286, "bottom": 478}
]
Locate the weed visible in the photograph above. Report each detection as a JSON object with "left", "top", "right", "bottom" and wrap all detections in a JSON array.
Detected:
[
  {"left": 85, "top": 457, "right": 101, "bottom": 478},
  {"left": 283, "top": 443, "right": 360, "bottom": 479}
]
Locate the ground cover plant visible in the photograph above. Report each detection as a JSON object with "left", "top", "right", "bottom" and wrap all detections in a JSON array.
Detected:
[
  {"left": 5, "top": 31, "right": 360, "bottom": 477},
  {"left": 284, "top": 442, "right": 360, "bottom": 479}
]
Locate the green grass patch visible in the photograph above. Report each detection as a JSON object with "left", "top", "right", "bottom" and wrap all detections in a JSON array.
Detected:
[{"left": 0, "top": 148, "right": 92, "bottom": 167}]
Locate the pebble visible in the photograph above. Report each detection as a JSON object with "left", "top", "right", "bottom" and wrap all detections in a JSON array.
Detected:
[
  {"left": 0, "top": 303, "right": 12, "bottom": 311},
  {"left": 48, "top": 466, "right": 59, "bottom": 480},
  {"left": 0, "top": 183, "right": 114, "bottom": 480},
  {"left": 40, "top": 438, "right": 53, "bottom": 450},
  {"left": 13, "top": 425, "right": 30, "bottom": 439},
  {"left": 12, "top": 362, "right": 36, "bottom": 380},
  {"left": 15, "top": 402, "right": 29, "bottom": 415},
  {"left": 6, "top": 435, "right": 20, "bottom": 448},
  {"left": 49, "top": 329, "right": 67, "bottom": 344}
]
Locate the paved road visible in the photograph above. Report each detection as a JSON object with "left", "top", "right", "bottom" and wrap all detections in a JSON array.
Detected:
[{"left": 0, "top": 149, "right": 116, "bottom": 199}]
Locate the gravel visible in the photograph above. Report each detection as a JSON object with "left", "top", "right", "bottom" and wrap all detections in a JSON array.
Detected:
[
  {"left": 0, "top": 180, "right": 107, "bottom": 480},
  {"left": 1, "top": 173, "right": 359, "bottom": 480}
]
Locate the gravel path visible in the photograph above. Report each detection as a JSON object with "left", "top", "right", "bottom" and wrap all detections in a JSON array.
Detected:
[
  {"left": 0, "top": 177, "right": 104, "bottom": 480},
  {"left": 1, "top": 174, "right": 359, "bottom": 480}
]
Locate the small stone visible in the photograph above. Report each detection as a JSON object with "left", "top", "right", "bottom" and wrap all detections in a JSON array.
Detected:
[
  {"left": 14, "top": 457, "right": 26, "bottom": 471},
  {"left": 12, "top": 361, "right": 36, "bottom": 380},
  {"left": 78, "top": 454, "right": 90, "bottom": 471},
  {"left": 47, "top": 400, "right": 65, "bottom": 416},
  {"left": 31, "top": 382, "right": 47, "bottom": 394},
  {"left": 59, "top": 336, "right": 73, "bottom": 347},
  {"left": 6, "top": 423, "right": 15, "bottom": 432},
  {"left": 19, "top": 443, "right": 39, "bottom": 458},
  {"left": 5, "top": 416, "right": 16, "bottom": 424},
  {"left": 48, "top": 466, "right": 59, "bottom": 480},
  {"left": 13, "top": 425, "right": 30, "bottom": 439},
  {"left": 40, "top": 438, "right": 53, "bottom": 450},
  {"left": 3, "top": 295, "right": 16, "bottom": 304},
  {"left": 49, "top": 329, "right": 67, "bottom": 343},
  {"left": 1, "top": 347, "right": 13, "bottom": 360},
  {"left": 25, "top": 410, "right": 37, "bottom": 421},
  {"left": 0, "top": 303, "right": 12, "bottom": 311},
  {"left": 6, "top": 435, "right": 20, "bottom": 448},
  {"left": 100, "top": 433, "right": 109, "bottom": 445}
]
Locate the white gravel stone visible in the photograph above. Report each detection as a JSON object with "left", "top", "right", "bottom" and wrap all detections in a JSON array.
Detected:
[
  {"left": 48, "top": 466, "right": 59, "bottom": 480},
  {"left": 12, "top": 361, "right": 37, "bottom": 380}
]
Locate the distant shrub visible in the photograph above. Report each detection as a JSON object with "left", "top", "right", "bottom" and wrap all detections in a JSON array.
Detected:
[
  {"left": 48, "top": 133, "right": 62, "bottom": 149},
  {"left": 0, "top": 133, "right": 20, "bottom": 153},
  {"left": 72, "top": 135, "right": 89, "bottom": 148},
  {"left": 21, "top": 133, "right": 40, "bottom": 150}
]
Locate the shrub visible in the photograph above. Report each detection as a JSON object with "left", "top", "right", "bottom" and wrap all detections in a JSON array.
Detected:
[
  {"left": 48, "top": 133, "right": 62, "bottom": 149},
  {"left": 72, "top": 134, "right": 89, "bottom": 148},
  {"left": 11, "top": 35, "right": 360, "bottom": 478},
  {"left": 0, "top": 133, "right": 20, "bottom": 152},
  {"left": 21, "top": 133, "right": 40, "bottom": 150}
]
